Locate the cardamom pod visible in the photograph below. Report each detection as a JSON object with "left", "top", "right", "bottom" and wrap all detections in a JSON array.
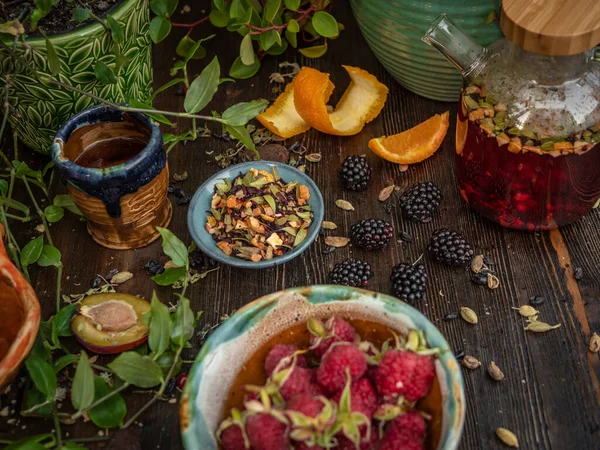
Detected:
[
  {"left": 335, "top": 199, "right": 355, "bottom": 211},
  {"left": 471, "top": 255, "right": 484, "bottom": 274},
  {"left": 378, "top": 185, "right": 395, "bottom": 202},
  {"left": 524, "top": 321, "right": 561, "bottom": 333},
  {"left": 324, "top": 236, "right": 349, "bottom": 248},
  {"left": 110, "top": 271, "right": 133, "bottom": 285},
  {"left": 488, "top": 361, "right": 505, "bottom": 381},
  {"left": 460, "top": 307, "right": 478, "bottom": 324},
  {"left": 496, "top": 427, "right": 519, "bottom": 447},
  {"left": 512, "top": 305, "right": 538, "bottom": 317},
  {"left": 589, "top": 332, "right": 600, "bottom": 353},
  {"left": 461, "top": 355, "right": 481, "bottom": 370},
  {"left": 322, "top": 221, "right": 337, "bottom": 230}
]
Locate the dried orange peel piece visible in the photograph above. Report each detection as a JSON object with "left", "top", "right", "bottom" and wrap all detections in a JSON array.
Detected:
[
  {"left": 257, "top": 79, "right": 334, "bottom": 139},
  {"left": 293, "top": 66, "right": 389, "bottom": 136},
  {"left": 368, "top": 111, "right": 449, "bottom": 164}
]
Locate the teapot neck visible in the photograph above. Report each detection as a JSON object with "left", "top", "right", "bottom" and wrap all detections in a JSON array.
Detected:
[{"left": 423, "top": 14, "right": 488, "bottom": 81}]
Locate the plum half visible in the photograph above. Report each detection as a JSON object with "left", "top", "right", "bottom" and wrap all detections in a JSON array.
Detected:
[{"left": 71, "top": 293, "right": 150, "bottom": 354}]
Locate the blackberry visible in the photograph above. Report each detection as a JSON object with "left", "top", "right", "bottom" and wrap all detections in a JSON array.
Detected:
[
  {"left": 428, "top": 228, "right": 474, "bottom": 267},
  {"left": 143, "top": 259, "right": 165, "bottom": 276},
  {"left": 330, "top": 259, "right": 372, "bottom": 287},
  {"left": 399, "top": 182, "right": 442, "bottom": 223},
  {"left": 390, "top": 263, "right": 427, "bottom": 302},
  {"left": 350, "top": 219, "right": 394, "bottom": 251},
  {"left": 339, "top": 155, "right": 371, "bottom": 191},
  {"left": 189, "top": 249, "right": 218, "bottom": 270}
]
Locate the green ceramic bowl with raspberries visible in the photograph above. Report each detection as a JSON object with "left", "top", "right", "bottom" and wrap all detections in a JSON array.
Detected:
[{"left": 180, "top": 286, "right": 465, "bottom": 449}]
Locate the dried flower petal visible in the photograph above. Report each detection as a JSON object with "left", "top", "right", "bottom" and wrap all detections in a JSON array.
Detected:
[
  {"left": 471, "top": 255, "right": 484, "bottom": 273},
  {"left": 460, "top": 307, "right": 478, "bottom": 324},
  {"left": 589, "top": 332, "right": 600, "bottom": 353},
  {"left": 305, "top": 153, "right": 322, "bottom": 162},
  {"left": 461, "top": 355, "right": 481, "bottom": 370},
  {"left": 495, "top": 428, "right": 519, "bottom": 447},
  {"left": 487, "top": 273, "right": 500, "bottom": 289},
  {"left": 378, "top": 185, "right": 395, "bottom": 202},
  {"left": 524, "top": 321, "right": 561, "bottom": 333},
  {"left": 322, "top": 221, "right": 337, "bottom": 230},
  {"left": 488, "top": 361, "right": 505, "bottom": 381},
  {"left": 324, "top": 236, "right": 349, "bottom": 248},
  {"left": 335, "top": 199, "right": 355, "bottom": 211}
]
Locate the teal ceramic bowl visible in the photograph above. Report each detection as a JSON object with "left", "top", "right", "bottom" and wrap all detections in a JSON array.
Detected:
[
  {"left": 350, "top": 0, "right": 502, "bottom": 101},
  {"left": 187, "top": 162, "right": 324, "bottom": 269},
  {"left": 180, "top": 286, "right": 465, "bottom": 450}
]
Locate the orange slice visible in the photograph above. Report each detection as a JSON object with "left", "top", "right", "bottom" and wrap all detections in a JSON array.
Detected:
[
  {"left": 455, "top": 113, "right": 468, "bottom": 155},
  {"left": 368, "top": 111, "right": 449, "bottom": 164},
  {"left": 293, "top": 66, "right": 388, "bottom": 136},
  {"left": 257, "top": 79, "right": 334, "bottom": 139}
]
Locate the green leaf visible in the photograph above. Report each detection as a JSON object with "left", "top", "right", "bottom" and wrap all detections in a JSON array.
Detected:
[
  {"left": 71, "top": 7, "right": 91, "bottom": 21},
  {"left": 225, "top": 124, "right": 256, "bottom": 151},
  {"left": 53, "top": 194, "right": 82, "bottom": 215},
  {"left": 71, "top": 351, "right": 95, "bottom": 412},
  {"left": 299, "top": 43, "right": 328, "bottom": 58},
  {"left": 44, "top": 205, "right": 64, "bottom": 223},
  {"left": 156, "top": 227, "right": 188, "bottom": 267},
  {"left": 259, "top": 29, "right": 279, "bottom": 51},
  {"left": 166, "top": 0, "right": 179, "bottom": 16},
  {"left": 284, "top": 0, "right": 300, "bottom": 10},
  {"left": 264, "top": 0, "right": 281, "bottom": 22},
  {"left": 94, "top": 61, "right": 117, "bottom": 84},
  {"left": 128, "top": 99, "right": 175, "bottom": 127},
  {"left": 88, "top": 376, "right": 127, "bottom": 428},
  {"left": 45, "top": 38, "right": 60, "bottom": 76},
  {"left": 184, "top": 56, "right": 220, "bottom": 114},
  {"left": 175, "top": 36, "right": 204, "bottom": 60},
  {"left": 229, "top": 56, "right": 260, "bottom": 79},
  {"left": 0, "top": 198, "right": 29, "bottom": 216},
  {"left": 230, "top": 0, "right": 248, "bottom": 18},
  {"left": 20, "top": 236, "right": 44, "bottom": 267},
  {"left": 4, "top": 434, "right": 52, "bottom": 450},
  {"left": 311, "top": 11, "right": 338, "bottom": 38},
  {"left": 108, "top": 352, "right": 163, "bottom": 388},
  {"left": 285, "top": 29, "right": 297, "bottom": 48},
  {"left": 53, "top": 303, "right": 76, "bottom": 337},
  {"left": 186, "top": 35, "right": 216, "bottom": 63},
  {"left": 42, "top": 160, "right": 54, "bottom": 177},
  {"left": 25, "top": 355, "right": 56, "bottom": 400},
  {"left": 150, "top": 77, "right": 186, "bottom": 102},
  {"left": 53, "top": 354, "right": 79, "bottom": 373},
  {"left": 287, "top": 18, "right": 299, "bottom": 32},
  {"left": 22, "top": 387, "right": 52, "bottom": 416},
  {"left": 106, "top": 16, "right": 124, "bottom": 42},
  {"left": 214, "top": 0, "right": 225, "bottom": 11},
  {"left": 171, "top": 297, "right": 195, "bottom": 347},
  {"left": 209, "top": 6, "right": 230, "bottom": 27},
  {"left": 149, "top": 292, "right": 172, "bottom": 358},
  {"left": 62, "top": 442, "right": 88, "bottom": 450},
  {"left": 114, "top": 46, "right": 129, "bottom": 71},
  {"left": 149, "top": 16, "right": 172, "bottom": 43},
  {"left": 240, "top": 33, "right": 255, "bottom": 65},
  {"left": 37, "top": 245, "right": 62, "bottom": 267},
  {"left": 150, "top": 0, "right": 168, "bottom": 16},
  {"left": 266, "top": 39, "right": 288, "bottom": 55},
  {"left": 0, "top": 179, "right": 8, "bottom": 197},
  {"left": 0, "top": 19, "right": 25, "bottom": 36},
  {"left": 222, "top": 99, "right": 268, "bottom": 126},
  {"left": 152, "top": 266, "right": 186, "bottom": 286}
]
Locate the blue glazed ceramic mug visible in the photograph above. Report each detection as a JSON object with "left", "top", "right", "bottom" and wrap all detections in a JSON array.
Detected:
[{"left": 52, "top": 106, "right": 172, "bottom": 250}]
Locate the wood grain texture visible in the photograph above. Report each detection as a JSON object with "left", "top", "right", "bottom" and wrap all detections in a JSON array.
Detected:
[{"left": 1, "top": 2, "right": 600, "bottom": 449}]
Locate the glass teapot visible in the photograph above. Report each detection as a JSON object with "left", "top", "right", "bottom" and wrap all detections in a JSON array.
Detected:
[{"left": 423, "top": 0, "right": 600, "bottom": 230}]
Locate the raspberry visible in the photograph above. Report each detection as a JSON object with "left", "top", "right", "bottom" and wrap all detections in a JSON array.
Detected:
[
  {"left": 375, "top": 350, "right": 435, "bottom": 402},
  {"left": 379, "top": 428, "right": 424, "bottom": 450},
  {"left": 246, "top": 413, "right": 288, "bottom": 450},
  {"left": 390, "top": 263, "right": 427, "bottom": 302},
  {"left": 428, "top": 228, "right": 474, "bottom": 267},
  {"left": 220, "top": 424, "right": 249, "bottom": 450},
  {"left": 280, "top": 367, "right": 317, "bottom": 401},
  {"left": 339, "top": 155, "right": 371, "bottom": 192},
  {"left": 309, "top": 317, "right": 357, "bottom": 358},
  {"left": 329, "top": 259, "right": 373, "bottom": 287},
  {"left": 265, "top": 344, "right": 307, "bottom": 376},
  {"left": 332, "top": 378, "right": 378, "bottom": 419},
  {"left": 387, "top": 411, "right": 426, "bottom": 439},
  {"left": 286, "top": 394, "right": 325, "bottom": 418},
  {"left": 316, "top": 343, "right": 367, "bottom": 394},
  {"left": 294, "top": 443, "right": 324, "bottom": 450},
  {"left": 337, "top": 431, "right": 380, "bottom": 450},
  {"left": 399, "top": 182, "right": 442, "bottom": 223},
  {"left": 350, "top": 219, "right": 394, "bottom": 251}
]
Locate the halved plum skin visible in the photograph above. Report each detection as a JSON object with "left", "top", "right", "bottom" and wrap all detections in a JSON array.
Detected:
[{"left": 71, "top": 293, "right": 150, "bottom": 355}]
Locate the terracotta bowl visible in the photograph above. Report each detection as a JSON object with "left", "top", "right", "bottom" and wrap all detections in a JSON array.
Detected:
[
  {"left": 0, "top": 239, "right": 41, "bottom": 390},
  {"left": 180, "top": 286, "right": 465, "bottom": 449}
]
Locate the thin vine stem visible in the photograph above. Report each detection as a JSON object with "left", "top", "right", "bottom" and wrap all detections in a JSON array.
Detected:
[{"left": 70, "top": 382, "right": 130, "bottom": 420}]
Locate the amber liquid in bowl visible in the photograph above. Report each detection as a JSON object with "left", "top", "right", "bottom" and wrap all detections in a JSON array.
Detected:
[
  {"left": 220, "top": 319, "right": 443, "bottom": 450},
  {"left": 456, "top": 103, "right": 600, "bottom": 231},
  {"left": 0, "top": 280, "right": 26, "bottom": 361}
]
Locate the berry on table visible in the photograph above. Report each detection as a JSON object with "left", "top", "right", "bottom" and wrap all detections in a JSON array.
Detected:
[
  {"left": 390, "top": 263, "right": 427, "bottom": 302},
  {"left": 399, "top": 181, "right": 442, "bottom": 223},
  {"left": 428, "top": 228, "right": 474, "bottom": 267},
  {"left": 176, "top": 373, "right": 188, "bottom": 390},
  {"left": 350, "top": 219, "right": 394, "bottom": 251},
  {"left": 330, "top": 259, "right": 373, "bottom": 287},
  {"left": 339, "top": 155, "right": 371, "bottom": 191}
]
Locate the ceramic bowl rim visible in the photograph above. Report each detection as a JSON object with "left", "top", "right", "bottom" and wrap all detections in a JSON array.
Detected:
[
  {"left": 180, "top": 285, "right": 466, "bottom": 450},
  {"left": 187, "top": 161, "right": 324, "bottom": 269}
]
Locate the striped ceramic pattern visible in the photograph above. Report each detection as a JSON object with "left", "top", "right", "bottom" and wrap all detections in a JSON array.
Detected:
[{"left": 350, "top": 0, "right": 502, "bottom": 102}]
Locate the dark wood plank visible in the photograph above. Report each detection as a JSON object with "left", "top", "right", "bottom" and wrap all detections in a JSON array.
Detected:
[{"left": 1, "top": 1, "right": 599, "bottom": 449}]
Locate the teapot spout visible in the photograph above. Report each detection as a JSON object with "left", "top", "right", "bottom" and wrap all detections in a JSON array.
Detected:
[{"left": 423, "top": 14, "right": 488, "bottom": 79}]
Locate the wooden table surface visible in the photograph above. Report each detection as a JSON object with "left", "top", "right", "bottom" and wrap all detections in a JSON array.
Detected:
[{"left": 2, "top": 2, "right": 600, "bottom": 449}]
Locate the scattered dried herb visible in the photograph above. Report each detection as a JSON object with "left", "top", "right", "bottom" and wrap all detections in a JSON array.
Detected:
[
  {"left": 471, "top": 255, "right": 484, "bottom": 273},
  {"left": 470, "top": 273, "right": 488, "bottom": 286},
  {"left": 322, "top": 221, "right": 337, "bottom": 230},
  {"left": 460, "top": 307, "right": 478, "bottom": 324},
  {"left": 110, "top": 271, "right": 133, "bottom": 285},
  {"left": 454, "top": 349, "right": 465, "bottom": 360},
  {"left": 443, "top": 312, "right": 459, "bottom": 321},
  {"left": 173, "top": 171, "right": 188, "bottom": 182},
  {"left": 589, "top": 332, "right": 600, "bottom": 353},
  {"left": 495, "top": 428, "right": 519, "bottom": 448},
  {"left": 488, "top": 361, "right": 505, "bottom": 381},
  {"left": 487, "top": 273, "right": 500, "bottom": 289},
  {"left": 512, "top": 305, "right": 538, "bottom": 317},
  {"left": 524, "top": 321, "right": 561, "bottom": 333},
  {"left": 105, "top": 268, "right": 119, "bottom": 280},
  {"left": 529, "top": 295, "right": 545, "bottom": 306},
  {"left": 335, "top": 199, "right": 355, "bottom": 211},
  {"left": 574, "top": 267, "right": 584, "bottom": 280},
  {"left": 324, "top": 236, "right": 349, "bottom": 248},
  {"left": 322, "top": 246, "right": 336, "bottom": 254},
  {"left": 399, "top": 231, "right": 413, "bottom": 243},
  {"left": 205, "top": 167, "right": 313, "bottom": 262},
  {"left": 378, "top": 185, "right": 395, "bottom": 202},
  {"left": 305, "top": 153, "right": 322, "bottom": 163},
  {"left": 462, "top": 355, "right": 481, "bottom": 370}
]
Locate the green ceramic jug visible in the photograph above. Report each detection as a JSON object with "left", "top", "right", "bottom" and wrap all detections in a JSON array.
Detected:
[{"left": 350, "top": 0, "right": 502, "bottom": 101}]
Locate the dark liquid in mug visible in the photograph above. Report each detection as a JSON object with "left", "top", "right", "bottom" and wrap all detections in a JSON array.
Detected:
[{"left": 73, "top": 137, "right": 147, "bottom": 169}]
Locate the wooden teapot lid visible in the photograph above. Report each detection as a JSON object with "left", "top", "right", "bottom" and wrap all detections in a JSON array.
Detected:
[{"left": 500, "top": 0, "right": 600, "bottom": 56}]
